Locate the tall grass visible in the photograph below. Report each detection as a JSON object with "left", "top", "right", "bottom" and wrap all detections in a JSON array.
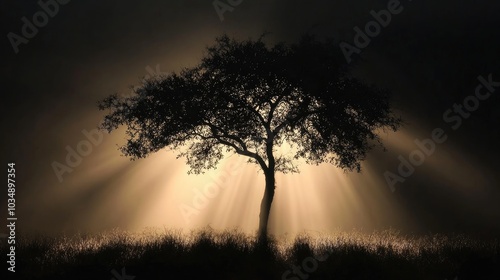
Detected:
[{"left": 2, "top": 228, "right": 499, "bottom": 279}]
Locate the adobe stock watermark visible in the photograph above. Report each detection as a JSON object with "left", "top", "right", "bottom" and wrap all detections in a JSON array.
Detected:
[
  {"left": 179, "top": 155, "right": 245, "bottom": 223},
  {"left": 339, "top": 0, "right": 409, "bottom": 63},
  {"left": 51, "top": 128, "right": 104, "bottom": 182},
  {"left": 121, "top": 64, "right": 168, "bottom": 98},
  {"left": 213, "top": 0, "right": 243, "bottom": 22},
  {"left": 110, "top": 267, "right": 135, "bottom": 280},
  {"left": 143, "top": 64, "right": 167, "bottom": 81},
  {"left": 282, "top": 250, "right": 332, "bottom": 280},
  {"left": 7, "top": 0, "right": 72, "bottom": 54},
  {"left": 385, "top": 73, "right": 499, "bottom": 192},
  {"left": 51, "top": 64, "right": 166, "bottom": 182}
]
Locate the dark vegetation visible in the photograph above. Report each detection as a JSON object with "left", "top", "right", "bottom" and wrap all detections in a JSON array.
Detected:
[{"left": 3, "top": 228, "right": 499, "bottom": 280}]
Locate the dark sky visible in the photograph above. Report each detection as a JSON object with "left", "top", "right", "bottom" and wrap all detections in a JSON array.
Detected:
[{"left": 1, "top": 0, "right": 499, "bottom": 237}]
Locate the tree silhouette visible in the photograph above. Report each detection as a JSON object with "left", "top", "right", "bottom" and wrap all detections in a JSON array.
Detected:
[{"left": 98, "top": 34, "right": 402, "bottom": 242}]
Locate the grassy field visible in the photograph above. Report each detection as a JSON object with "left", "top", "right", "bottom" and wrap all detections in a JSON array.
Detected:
[{"left": 2, "top": 228, "right": 499, "bottom": 280}]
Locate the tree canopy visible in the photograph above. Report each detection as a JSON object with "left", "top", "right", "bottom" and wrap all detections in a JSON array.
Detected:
[{"left": 98, "top": 34, "right": 401, "bottom": 176}]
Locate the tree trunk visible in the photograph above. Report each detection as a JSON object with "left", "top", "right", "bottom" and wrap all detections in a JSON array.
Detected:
[{"left": 257, "top": 169, "right": 275, "bottom": 243}]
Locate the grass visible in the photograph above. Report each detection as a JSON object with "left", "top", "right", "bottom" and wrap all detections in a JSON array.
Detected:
[{"left": 2, "top": 228, "right": 499, "bottom": 279}]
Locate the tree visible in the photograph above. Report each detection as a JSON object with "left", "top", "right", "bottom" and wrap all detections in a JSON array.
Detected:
[{"left": 98, "top": 34, "right": 402, "bottom": 242}]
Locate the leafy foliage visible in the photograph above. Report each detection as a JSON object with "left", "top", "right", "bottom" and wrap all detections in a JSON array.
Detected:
[{"left": 98, "top": 34, "right": 401, "bottom": 174}]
